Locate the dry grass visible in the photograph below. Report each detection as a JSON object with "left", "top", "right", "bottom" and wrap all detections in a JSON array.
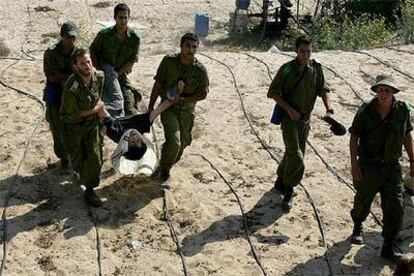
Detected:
[{"left": 91, "top": 1, "right": 112, "bottom": 8}]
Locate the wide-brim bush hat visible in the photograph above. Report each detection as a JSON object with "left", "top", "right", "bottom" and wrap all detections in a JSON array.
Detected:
[{"left": 371, "top": 74, "right": 400, "bottom": 93}]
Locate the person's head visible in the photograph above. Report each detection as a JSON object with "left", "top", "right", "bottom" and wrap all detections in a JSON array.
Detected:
[
  {"left": 123, "top": 132, "right": 147, "bottom": 160},
  {"left": 180, "top": 33, "right": 199, "bottom": 60},
  {"left": 371, "top": 74, "right": 400, "bottom": 103},
  {"left": 114, "top": 3, "right": 130, "bottom": 29},
  {"left": 72, "top": 48, "right": 93, "bottom": 77},
  {"left": 60, "top": 21, "right": 78, "bottom": 49},
  {"left": 295, "top": 35, "right": 312, "bottom": 66}
]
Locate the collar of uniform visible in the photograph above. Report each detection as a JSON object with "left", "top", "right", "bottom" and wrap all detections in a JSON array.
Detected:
[
  {"left": 74, "top": 71, "right": 98, "bottom": 89},
  {"left": 293, "top": 58, "right": 312, "bottom": 70},
  {"left": 369, "top": 96, "right": 397, "bottom": 117},
  {"left": 177, "top": 53, "right": 197, "bottom": 66},
  {"left": 56, "top": 41, "right": 74, "bottom": 57},
  {"left": 110, "top": 25, "right": 132, "bottom": 38}
]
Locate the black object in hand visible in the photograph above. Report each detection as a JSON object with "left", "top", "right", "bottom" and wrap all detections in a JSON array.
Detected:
[{"left": 322, "top": 116, "right": 347, "bottom": 136}]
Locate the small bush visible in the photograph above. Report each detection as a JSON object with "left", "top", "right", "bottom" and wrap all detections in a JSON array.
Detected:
[
  {"left": 397, "top": 0, "right": 414, "bottom": 43},
  {"left": 311, "top": 14, "right": 393, "bottom": 50},
  {"left": 0, "top": 38, "right": 11, "bottom": 56}
]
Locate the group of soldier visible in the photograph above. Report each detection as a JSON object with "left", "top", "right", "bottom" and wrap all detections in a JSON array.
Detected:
[
  {"left": 42, "top": 2, "right": 413, "bottom": 272},
  {"left": 43, "top": 3, "right": 209, "bottom": 207},
  {"left": 267, "top": 35, "right": 414, "bottom": 269}
]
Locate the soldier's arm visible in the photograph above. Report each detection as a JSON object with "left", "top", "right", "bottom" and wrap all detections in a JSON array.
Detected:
[
  {"left": 321, "top": 90, "right": 334, "bottom": 115},
  {"left": 350, "top": 134, "right": 362, "bottom": 181},
  {"left": 78, "top": 99, "right": 104, "bottom": 119},
  {"left": 44, "top": 50, "right": 71, "bottom": 85},
  {"left": 118, "top": 33, "right": 140, "bottom": 75},
  {"left": 117, "top": 60, "right": 135, "bottom": 75},
  {"left": 89, "top": 33, "right": 102, "bottom": 69},
  {"left": 404, "top": 132, "right": 414, "bottom": 177},
  {"left": 267, "top": 64, "right": 301, "bottom": 121},
  {"left": 148, "top": 80, "right": 162, "bottom": 111},
  {"left": 60, "top": 87, "right": 80, "bottom": 123},
  {"left": 178, "top": 67, "right": 209, "bottom": 105},
  {"left": 61, "top": 87, "right": 102, "bottom": 123},
  {"left": 148, "top": 56, "right": 169, "bottom": 110}
]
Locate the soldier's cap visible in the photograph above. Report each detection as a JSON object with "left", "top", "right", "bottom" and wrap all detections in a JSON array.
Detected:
[
  {"left": 60, "top": 21, "right": 78, "bottom": 37},
  {"left": 323, "top": 116, "right": 347, "bottom": 136},
  {"left": 371, "top": 74, "right": 400, "bottom": 93}
]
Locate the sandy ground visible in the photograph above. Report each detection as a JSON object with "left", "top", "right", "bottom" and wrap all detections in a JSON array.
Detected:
[{"left": 1, "top": 0, "right": 414, "bottom": 275}]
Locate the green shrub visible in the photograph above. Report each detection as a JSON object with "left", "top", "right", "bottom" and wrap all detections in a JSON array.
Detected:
[
  {"left": 311, "top": 14, "right": 393, "bottom": 50},
  {"left": 397, "top": 0, "right": 414, "bottom": 43}
]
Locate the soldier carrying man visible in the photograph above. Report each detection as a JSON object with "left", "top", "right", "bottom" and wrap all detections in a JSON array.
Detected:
[
  {"left": 90, "top": 3, "right": 141, "bottom": 117},
  {"left": 148, "top": 33, "right": 209, "bottom": 186},
  {"left": 60, "top": 48, "right": 105, "bottom": 207},
  {"left": 43, "top": 21, "right": 78, "bottom": 171}
]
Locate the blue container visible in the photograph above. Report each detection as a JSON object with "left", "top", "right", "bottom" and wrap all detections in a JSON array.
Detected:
[
  {"left": 195, "top": 12, "right": 209, "bottom": 37},
  {"left": 236, "top": 0, "right": 250, "bottom": 9}
]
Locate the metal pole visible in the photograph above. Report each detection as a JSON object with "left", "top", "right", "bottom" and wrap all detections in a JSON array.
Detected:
[{"left": 297, "top": 0, "right": 300, "bottom": 27}]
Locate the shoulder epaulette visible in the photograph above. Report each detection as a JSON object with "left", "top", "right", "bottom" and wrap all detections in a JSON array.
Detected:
[
  {"left": 281, "top": 62, "right": 293, "bottom": 76},
  {"left": 95, "top": 70, "right": 105, "bottom": 79},
  {"left": 356, "top": 102, "right": 368, "bottom": 115},
  {"left": 47, "top": 43, "right": 58, "bottom": 51},
  {"left": 312, "top": 59, "right": 322, "bottom": 68},
  {"left": 100, "top": 27, "right": 112, "bottom": 34},
  {"left": 70, "top": 80, "right": 79, "bottom": 92},
  {"left": 131, "top": 29, "right": 141, "bottom": 39}
]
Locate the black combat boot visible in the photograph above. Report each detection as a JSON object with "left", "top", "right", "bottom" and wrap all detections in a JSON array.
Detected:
[
  {"left": 274, "top": 177, "right": 285, "bottom": 195},
  {"left": 350, "top": 223, "right": 364, "bottom": 244},
  {"left": 282, "top": 186, "right": 294, "bottom": 212},
  {"left": 381, "top": 240, "right": 402, "bottom": 259},
  {"left": 84, "top": 188, "right": 103, "bottom": 207}
]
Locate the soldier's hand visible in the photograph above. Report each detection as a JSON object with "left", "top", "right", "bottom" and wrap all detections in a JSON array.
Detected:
[
  {"left": 287, "top": 108, "right": 301, "bottom": 121},
  {"left": 94, "top": 100, "right": 105, "bottom": 113},
  {"left": 177, "top": 80, "right": 185, "bottom": 96},
  {"left": 171, "top": 95, "right": 181, "bottom": 105},
  {"left": 351, "top": 164, "right": 363, "bottom": 181}
]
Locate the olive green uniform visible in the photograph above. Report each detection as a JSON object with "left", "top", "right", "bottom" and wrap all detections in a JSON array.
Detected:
[
  {"left": 90, "top": 26, "right": 140, "bottom": 115},
  {"left": 60, "top": 72, "right": 104, "bottom": 189},
  {"left": 267, "top": 59, "right": 326, "bottom": 187},
  {"left": 43, "top": 41, "right": 74, "bottom": 161},
  {"left": 349, "top": 98, "right": 412, "bottom": 243},
  {"left": 154, "top": 54, "right": 209, "bottom": 170}
]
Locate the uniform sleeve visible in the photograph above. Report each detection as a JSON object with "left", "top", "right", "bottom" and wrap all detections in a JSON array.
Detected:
[
  {"left": 315, "top": 64, "right": 326, "bottom": 97},
  {"left": 60, "top": 87, "right": 80, "bottom": 124},
  {"left": 89, "top": 32, "right": 103, "bottom": 58},
  {"left": 267, "top": 65, "right": 286, "bottom": 98},
  {"left": 405, "top": 106, "right": 413, "bottom": 134},
  {"left": 153, "top": 56, "right": 168, "bottom": 86},
  {"left": 348, "top": 105, "right": 366, "bottom": 137},
  {"left": 43, "top": 49, "right": 59, "bottom": 78},
  {"left": 129, "top": 36, "right": 140, "bottom": 63},
  {"left": 196, "top": 66, "right": 209, "bottom": 94}
]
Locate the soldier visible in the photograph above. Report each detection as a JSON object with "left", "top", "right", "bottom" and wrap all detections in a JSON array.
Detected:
[
  {"left": 43, "top": 21, "right": 78, "bottom": 171},
  {"left": 349, "top": 74, "right": 414, "bottom": 259},
  {"left": 267, "top": 35, "right": 333, "bottom": 211},
  {"left": 148, "top": 33, "right": 209, "bottom": 185},
  {"left": 60, "top": 48, "right": 104, "bottom": 207},
  {"left": 90, "top": 3, "right": 141, "bottom": 117}
]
